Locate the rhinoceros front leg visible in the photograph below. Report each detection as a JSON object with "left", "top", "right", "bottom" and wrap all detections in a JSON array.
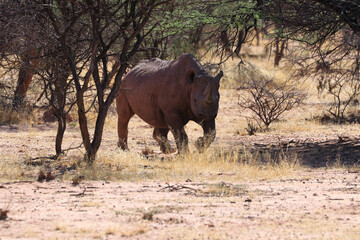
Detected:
[
  {"left": 195, "top": 119, "right": 216, "bottom": 152},
  {"left": 170, "top": 128, "right": 189, "bottom": 154},
  {"left": 153, "top": 128, "right": 176, "bottom": 154},
  {"left": 165, "top": 112, "right": 189, "bottom": 154}
]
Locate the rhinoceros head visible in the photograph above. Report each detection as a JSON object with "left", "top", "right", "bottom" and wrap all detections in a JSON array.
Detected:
[{"left": 187, "top": 70, "right": 223, "bottom": 120}]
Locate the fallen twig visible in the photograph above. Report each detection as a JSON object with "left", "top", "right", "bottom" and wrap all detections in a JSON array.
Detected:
[
  {"left": 2, "top": 181, "right": 33, "bottom": 185},
  {"left": 27, "top": 143, "right": 84, "bottom": 165},
  {"left": 61, "top": 142, "right": 84, "bottom": 154},
  {"left": 158, "top": 183, "right": 198, "bottom": 193},
  {"left": 26, "top": 155, "right": 57, "bottom": 165},
  {"left": 327, "top": 198, "right": 344, "bottom": 201},
  {"left": 70, "top": 187, "right": 87, "bottom": 197}
]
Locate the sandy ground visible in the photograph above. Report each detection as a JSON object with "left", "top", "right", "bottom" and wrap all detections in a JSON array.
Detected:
[
  {"left": 1, "top": 170, "right": 360, "bottom": 239},
  {"left": 1, "top": 89, "right": 360, "bottom": 239}
]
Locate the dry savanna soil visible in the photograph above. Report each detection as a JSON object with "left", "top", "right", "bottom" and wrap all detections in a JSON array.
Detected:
[{"left": 1, "top": 59, "right": 360, "bottom": 239}]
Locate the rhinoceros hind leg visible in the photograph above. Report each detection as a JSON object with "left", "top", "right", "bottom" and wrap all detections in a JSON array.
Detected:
[
  {"left": 153, "top": 128, "right": 175, "bottom": 154},
  {"left": 116, "top": 95, "right": 134, "bottom": 150}
]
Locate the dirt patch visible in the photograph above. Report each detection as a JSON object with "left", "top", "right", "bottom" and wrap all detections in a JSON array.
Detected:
[{"left": 1, "top": 170, "right": 360, "bottom": 239}]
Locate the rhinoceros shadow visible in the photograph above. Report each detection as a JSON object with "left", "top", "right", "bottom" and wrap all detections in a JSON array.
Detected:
[{"left": 243, "top": 137, "right": 360, "bottom": 167}]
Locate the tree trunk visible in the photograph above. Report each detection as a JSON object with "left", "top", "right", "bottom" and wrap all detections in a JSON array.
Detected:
[
  {"left": 220, "top": 30, "right": 231, "bottom": 53},
  {"left": 77, "top": 94, "right": 91, "bottom": 154},
  {"left": 85, "top": 147, "right": 97, "bottom": 163},
  {"left": 151, "top": 39, "right": 158, "bottom": 58},
  {"left": 55, "top": 112, "right": 66, "bottom": 156},
  {"left": 191, "top": 25, "right": 203, "bottom": 49},
  {"left": 51, "top": 59, "right": 70, "bottom": 157},
  {"left": 235, "top": 30, "right": 245, "bottom": 57},
  {"left": 85, "top": 104, "right": 110, "bottom": 164},
  {"left": 13, "top": 48, "right": 39, "bottom": 108},
  {"left": 13, "top": 68, "right": 33, "bottom": 107},
  {"left": 274, "top": 38, "right": 286, "bottom": 67}
]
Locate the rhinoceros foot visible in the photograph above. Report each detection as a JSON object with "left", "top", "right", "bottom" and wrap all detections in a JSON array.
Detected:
[
  {"left": 160, "top": 142, "right": 176, "bottom": 154},
  {"left": 195, "top": 137, "right": 206, "bottom": 152}
]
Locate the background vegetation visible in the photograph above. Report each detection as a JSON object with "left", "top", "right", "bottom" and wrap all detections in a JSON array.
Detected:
[{"left": 0, "top": 0, "right": 359, "bottom": 165}]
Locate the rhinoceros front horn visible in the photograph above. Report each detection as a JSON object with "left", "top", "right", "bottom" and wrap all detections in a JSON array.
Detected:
[{"left": 215, "top": 70, "right": 224, "bottom": 82}]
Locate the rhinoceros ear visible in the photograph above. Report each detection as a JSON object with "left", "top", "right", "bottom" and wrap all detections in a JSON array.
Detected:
[
  {"left": 215, "top": 70, "right": 223, "bottom": 82},
  {"left": 186, "top": 69, "right": 196, "bottom": 84}
]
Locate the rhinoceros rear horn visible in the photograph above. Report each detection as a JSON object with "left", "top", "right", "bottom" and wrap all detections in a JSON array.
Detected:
[
  {"left": 186, "top": 69, "right": 196, "bottom": 83},
  {"left": 215, "top": 70, "right": 224, "bottom": 82},
  {"left": 205, "top": 82, "right": 214, "bottom": 104}
]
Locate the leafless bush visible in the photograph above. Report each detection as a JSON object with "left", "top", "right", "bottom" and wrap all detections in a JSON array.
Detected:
[
  {"left": 238, "top": 64, "right": 306, "bottom": 128},
  {"left": 317, "top": 69, "right": 360, "bottom": 122}
]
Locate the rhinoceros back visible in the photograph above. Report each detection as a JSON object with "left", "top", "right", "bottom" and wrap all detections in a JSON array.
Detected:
[{"left": 120, "top": 58, "right": 181, "bottom": 128}]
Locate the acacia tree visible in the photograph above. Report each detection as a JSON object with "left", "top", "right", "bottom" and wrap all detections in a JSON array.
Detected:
[
  {"left": 261, "top": 1, "right": 360, "bottom": 118},
  {"left": 40, "top": 0, "right": 169, "bottom": 163},
  {"left": 0, "top": 1, "right": 76, "bottom": 156},
  {"left": 0, "top": 1, "right": 41, "bottom": 108},
  {"left": 137, "top": 0, "right": 266, "bottom": 62},
  {"left": 40, "top": 53, "right": 74, "bottom": 156}
]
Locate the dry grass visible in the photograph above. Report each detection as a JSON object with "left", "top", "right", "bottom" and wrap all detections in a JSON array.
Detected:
[
  {"left": 0, "top": 108, "right": 22, "bottom": 125},
  {"left": 0, "top": 138, "right": 300, "bottom": 183},
  {"left": 275, "top": 217, "right": 360, "bottom": 240},
  {"left": 54, "top": 222, "right": 148, "bottom": 238},
  {"left": 57, "top": 146, "right": 300, "bottom": 183},
  {"left": 0, "top": 107, "right": 39, "bottom": 126},
  {"left": 0, "top": 156, "right": 30, "bottom": 181}
]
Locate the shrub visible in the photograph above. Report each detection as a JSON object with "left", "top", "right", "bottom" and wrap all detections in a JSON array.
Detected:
[{"left": 238, "top": 63, "right": 306, "bottom": 128}]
